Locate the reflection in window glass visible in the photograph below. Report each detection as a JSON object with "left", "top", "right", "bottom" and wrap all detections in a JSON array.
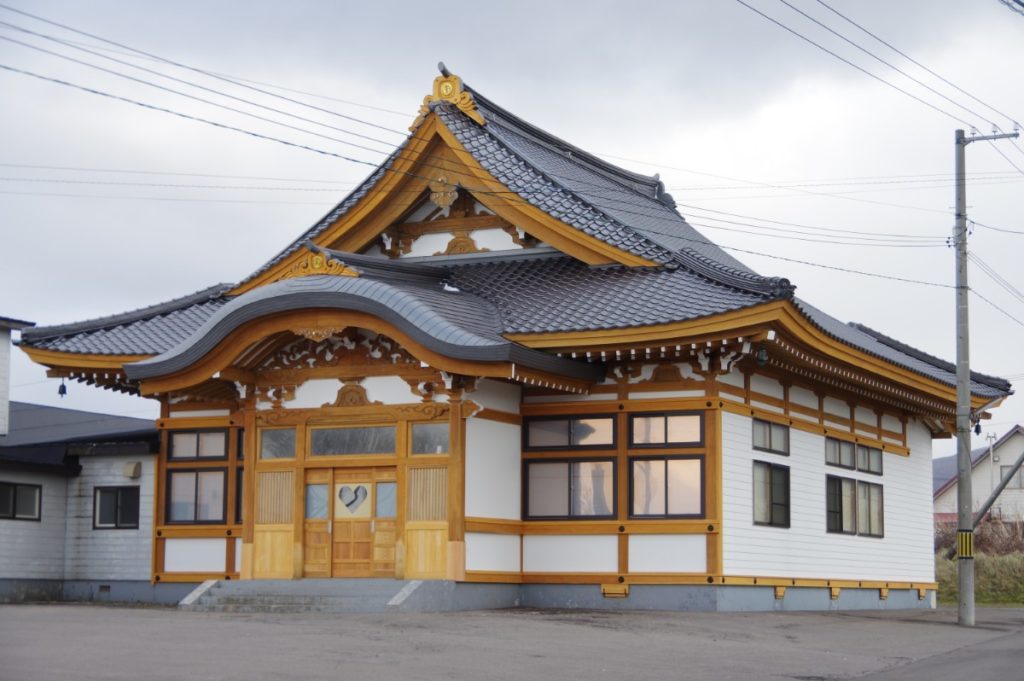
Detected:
[
  {"left": 571, "top": 461, "right": 613, "bottom": 515},
  {"left": 667, "top": 459, "right": 702, "bottom": 515},
  {"left": 197, "top": 471, "right": 225, "bottom": 522},
  {"left": 171, "top": 432, "right": 197, "bottom": 458},
  {"left": 376, "top": 482, "right": 397, "bottom": 518},
  {"left": 527, "top": 462, "right": 569, "bottom": 517},
  {"left": 311, "top": 426, "right": 395, "bottom": 455},
  {"left": 412, "top": 423, "right": 449, "bottom": 455},
  {"left": 753, "top": 462, "right": 771, "bottom": 524},
  {"left": 168, "top": 472, "right": 197, "bottom": 522},
  {"left": 632, "top": 459, "right": 666, "bottom": 515},
  {"left": 572, "top": 418, "right": 614, "bottom": 446},
  {"left": 198, "top": 432, "right": 227, "bottom": 457},
  {"left": 14, "top": 485, "right": 40, "bottom": 519},
  {"left": 0, "top": 484, "right": 13, "bottom": 517},
  {"left": 528, "top": 420, "right": 569, "bottom": 448},
  {"left": 632, "top": 416, "right": 665, "bottom": 445},
  {"left": 260, "top": 429, "right": 296, "bottom": 459},
  {"left": 305, "top": 484, "right": 328, "bottom": 519},
  {"left": 667, "top": 415, "right": 701, "bottom": 443}
]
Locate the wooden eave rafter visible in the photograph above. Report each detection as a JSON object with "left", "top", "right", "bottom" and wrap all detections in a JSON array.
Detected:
[
  {"left": 229, "top": 114, "right": 657, "bottom": 297},
  {"left": 135, "top": 309, "right": 593, "bottom": 397},
  {"left": 21, "top": 346, "right": 151, "bottom": 370},
  {"left": 506, "top": 299, "right": 1001, "bottom": 412}
]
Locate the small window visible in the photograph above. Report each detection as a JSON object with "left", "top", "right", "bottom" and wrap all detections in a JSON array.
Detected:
[
  {"left": 311, "top": 426, "right": 396, "bottom": 456},
  {"left": 826, "top": 476, "right": 857, "bottom": 534},
  {"left": 524, "top": 460, "right": 615, "bottom": 519},
  {"left": 752, "top": 419, "right": 789, "bottom": 455},
  {"left": 235, "top": 468, "right": 244, "bottom": 524},
  {"left": 857, "top": 481, "right": 884, "bottom": 537},
  {"left": 94, "top": 487, "right": 140, "bottom": 529},
  {"left": 825, "top": 437, "right": 855, "bottom": 469},
  {"left": 857, "top": 445, "right": 883, "bottom": 475},
  {"left": 1001, "top": 465, "right": 1024, "bottom": 489},
  {"left": 525, "top": 416, "right": 615, "bottom": 449},
  {"left": 305, "top": 483, "right": 328, "bottom": 519},
  {"left": 0, "top": 482, "right": 41, "bottom": 521},
  {"left": 259, "top": 428, "right": 295, "bottom": 459},
  {"left": 630, "top": 456, "right": 704, "bottom": 518},
  {"left": 411, "top": 423, "right": 449, "bottom": 455},
  {"left": 167, "top": 470, "right": 226, "bottom": 523},
  {"left": 753, "top": 461, "right": 789, "bottom": 528},
  {"left": 170, "top": 430, "right": 228, "bottom": 460},
  {"left": 376, "top": 481, "right": 397, "bottom": 518},
  {"left": 630, "top": 413, "right": 702, "bottom": 447}
]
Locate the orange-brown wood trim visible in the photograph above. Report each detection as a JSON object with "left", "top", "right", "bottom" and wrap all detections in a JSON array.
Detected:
[{"left": 21, "top": 346, "right": 151, "bottom": 370}]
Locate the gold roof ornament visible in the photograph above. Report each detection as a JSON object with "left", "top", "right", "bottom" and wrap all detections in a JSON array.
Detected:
[
  {"left": 277, "top": 252, "right": 359, "bottom": 282},
  {"left": 409, "top": 62, "right": 486, "bottom": 131}
]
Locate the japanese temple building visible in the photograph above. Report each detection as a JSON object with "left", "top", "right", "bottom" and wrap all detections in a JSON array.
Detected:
[{"left": 18, "top": 67, "right": 1012, "bottom": 610}]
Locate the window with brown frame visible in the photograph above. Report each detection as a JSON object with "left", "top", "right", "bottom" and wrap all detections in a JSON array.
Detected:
[
  {"left": 523, "top": 459, "right": 616, "bottom": 519},
  {"left": 169, "top": 430, "right": 228, "bottom": 460},
  {"left": 629, "top": 456, "right": 704, "bottom": 518},
  {"left": 166, "top": 469, "right": 226, "bottom": 524},
  {"left": 629, "top": 412, "right": 703, "bottom": 447},
  {"left": 524, "top": 416, "right": 615, "bottom": 450}
]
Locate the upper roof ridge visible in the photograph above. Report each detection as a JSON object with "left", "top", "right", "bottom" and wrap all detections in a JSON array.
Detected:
[
  {"left": 673, "top": 247, "right": 795, "bottom": 299},
  {"left": 22, "top": 283, "right": 232, "bottom": 342}
]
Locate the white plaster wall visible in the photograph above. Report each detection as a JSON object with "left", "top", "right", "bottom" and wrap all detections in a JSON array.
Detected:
[
  {"left": 465, "top": 532, "right": 520, "bottom": 572},
  {"left": 722, "top": 411, "right": 935, "bottom": 582},
  {"left": 522, "top": 535, "right": 618, "bottom": 573},
  {"left": 629, "top": 534, "right": 706, "bottom": 573},
  {"left": 465, "top": 419, "right": 521, "bottom": 520},
  {"left": 0, "top": 470, "right": 67, "bottom": 579},
  {"left": 823, "top": 397, "right": 848, "bottom": 419},
  {"left": 523, "top": 393, "right": 612, "bottom": 404},
  {"left": 749, "top": 374, "right": 783, "bottom": 399},
  {"left": 789, "top": 386, "right": 817, "bottom": 411},
  {"left": 405, "top": 232, "right": 452, "bottom": 257},
  {"left": 63, "top": 455, "right": 155, "bottom": 581},
  {"left": 363, "top": 376, "right": 417, "bottom": 405},
  {"left": 630, "top": 390, "right": 704, "bottom": 400},
  {"left": 167, "top": 409, "right": 231, "bottom": 418},
  {"left": 472, "top": 228, "right": 520, "bottom": 251},
  {"left": 164, "top": 538, "right": 226, "bottom": 573},
  {"left": 468, "top": 379, "right": 521, "bottom": 413}
]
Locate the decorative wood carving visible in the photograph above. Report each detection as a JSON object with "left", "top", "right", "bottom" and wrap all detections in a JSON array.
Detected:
[
  {"left": 277, "top": 252, "right": 358, "bottom": 282},
  {"left": 259, "top": 330, "right": 417, "bottom": 372},
  {"left": 435, "top": 233, "right": 488, "bottom": 256},
  {"left": 428, "top": 175, "right": 458, "bottom": 210},
  {"left": 322, "top": 380, "right": 381, "bottom": 408},
  {"left": 255, "top": 384, "right": 296, "bottom": 409},
  {"left": 500, "top": 224, "right": 539, "bottom": 248},
  {"left": 294, "top": 326, "right": 347, "bottom": 342},
  {"left": 650, "top": 363, "right": 685, "bottom": 383},
  {"left": 410, "top": 70, "right": 486, "bottom": 132}
]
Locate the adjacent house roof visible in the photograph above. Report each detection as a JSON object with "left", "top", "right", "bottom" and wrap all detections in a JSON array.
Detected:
[
  {"left": 0, "top": 401, "right": 158, "bottom": 475},
  {"left": 933, "top": 425, "right": 1024, "bottom": 496}
]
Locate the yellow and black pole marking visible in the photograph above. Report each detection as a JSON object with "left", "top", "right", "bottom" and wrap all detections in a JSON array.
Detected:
[{"left": 957, "top": 530, "right": 974, "bottom": 559}]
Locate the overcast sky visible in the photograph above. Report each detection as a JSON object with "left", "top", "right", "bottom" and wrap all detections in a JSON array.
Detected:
[{"left": 2, "top": 0, "right": 1023, "bottom": 457}]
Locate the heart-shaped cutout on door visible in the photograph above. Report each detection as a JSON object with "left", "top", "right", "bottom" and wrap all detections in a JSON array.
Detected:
[{"left": 338, "top": 485, "right": 368, "bottom": 512}]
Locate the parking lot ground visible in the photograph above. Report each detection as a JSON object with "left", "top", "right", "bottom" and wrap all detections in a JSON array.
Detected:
[{"left": 1, "top": 604, "right": 1023, "bottom": 681}]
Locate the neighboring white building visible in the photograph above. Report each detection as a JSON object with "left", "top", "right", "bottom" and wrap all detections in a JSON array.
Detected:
[{"left": 933, "top": 425, "right": 1024, "bottom": 523}]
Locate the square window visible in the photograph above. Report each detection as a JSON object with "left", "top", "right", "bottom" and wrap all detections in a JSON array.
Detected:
[
  {"left": 630, "top": 413, "right": 702, "bottom": 447},
  {"left": 753, "top": 419, "right": 788, "bottom": 455},
  {"left": 630, "top": 457, "right": 703, "bottom": 518},
  {"left": 167, "top": 470, "right": 226, "bottom": 523},
  {"left": 825, "top": 438, "right": 855, "bottom": 469},
  {"left": 259, "top": 428, "right": 296, "bottom": 459},
  {"left": 170, "top": 430, "right": 227, "bottom": 459},
  {"left": 1, "top": 483, "right": 42, "bottom": 521},
  {"left": 94, "top": 487, "right": 140, "bottom": 529},
  {"left": 525, "top": 460, "right": 615, "bottom": 519},
  {"left": 412, "top": 422, "right": 449, "bottom": 455}
]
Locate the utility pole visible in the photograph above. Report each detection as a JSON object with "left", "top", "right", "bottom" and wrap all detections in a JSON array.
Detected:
[{"left": 953, "top": 128, "right": 1018, "bottom": 627}]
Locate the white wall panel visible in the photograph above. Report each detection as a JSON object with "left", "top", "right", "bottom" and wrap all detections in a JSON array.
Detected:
[
  {"left": 469, "top": 379, "right": 521, "bottom": 413},
  {"left": 522, "top": 535, "right": 617, "bottom": 573},
  {"left": 0, "top": 470, "right": 67, "bottom": 579},
  {"left": 721, "top": 411, "right": 934, "bottom": 582},
  {"left": 465, "top": 419, "right": 521, "bottom": 520},
  {"left": 164, "top": 538, "right": 226, "bottom": 573},
  {"left": 629, "top": 534, "right": 706, "bottom": 573},
  {"left": 363, "top": 376, "right": 416, "bottom": 405},
  {"left": 465, "top": 532, "right": 520, "bottom": 572},
  {"left": 749, "top": 374, "right": 783, "bottom": 399}
]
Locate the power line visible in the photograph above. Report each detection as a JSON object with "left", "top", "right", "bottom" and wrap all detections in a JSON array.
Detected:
[
  {"left": 0, "top": 20, "right": 400, "bottom": 149},
  {"left": 968, "top": 253, "right": 1024, "bottom": 305},
  {"left": 733, "top": 0, "right": 976, "bottom": 127},
  {"left": 0, "top": 162, "right": 356, "bottom": 184},
  {"left": 0, "top": 176, "right": 348, "bottom": 192},
  {"left": 971, "top": 287, "right": 1024, "bottom": 329},
  {"left": 0, "top": 189, "right": 330, "bottom": 205},
  {"left": 0, "top": 3, "right": 408, "bottom": 137}
]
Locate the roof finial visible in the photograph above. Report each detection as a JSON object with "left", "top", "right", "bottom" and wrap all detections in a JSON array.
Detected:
[{"left": 409, "top": 65, "right": 486, "bottom": 131}]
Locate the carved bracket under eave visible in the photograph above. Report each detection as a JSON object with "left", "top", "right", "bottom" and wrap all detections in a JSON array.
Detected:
[{"left": 409, "top": 67, "right": 486, "bottom": 131}]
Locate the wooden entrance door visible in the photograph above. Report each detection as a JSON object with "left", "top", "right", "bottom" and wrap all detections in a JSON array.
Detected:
[{"left": 303, "top": 468, "right": 396, "bottom": 578}]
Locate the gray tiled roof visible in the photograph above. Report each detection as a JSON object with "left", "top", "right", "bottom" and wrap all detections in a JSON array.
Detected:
[
  {"left": 22, "top": 284, "right": 231, "bottom": 355},
  {"left": 0, "top": 401, "right": 156, "bottom": 448}
]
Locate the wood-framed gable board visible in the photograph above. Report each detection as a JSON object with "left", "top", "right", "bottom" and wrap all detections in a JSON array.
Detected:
[{"left": 230, "top": 112, "right": 658, "bottom": 298}]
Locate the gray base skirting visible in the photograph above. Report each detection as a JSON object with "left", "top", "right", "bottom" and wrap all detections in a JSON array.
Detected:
[
  {"left": 179, "top": 579, "right": 935, "bottom": 614},
  {"left": 0, "top": 578, "right": 194, "bottom": 605}
]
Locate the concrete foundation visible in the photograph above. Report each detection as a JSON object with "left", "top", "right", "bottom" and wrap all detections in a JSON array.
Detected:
[{"left": 0, "top": 578, "right": 194, "bottom": 605}]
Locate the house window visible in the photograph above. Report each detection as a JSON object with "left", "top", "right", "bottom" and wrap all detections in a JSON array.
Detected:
[
  {"left": 753, "top": 461, "right": 789, "bottom": 528},
  {"left": 94, "top": 486, "right": 140, "bottom": 529},
  {"left": 825, "top": 438, "right": 855, "bottom": 469},
  {"left": 630, "top": 456, "right": 704, "bottom": 518},
  {"left": 524, "top": 460, "right": 615, "bottom": 519},
  {"left": 1000, "top": 465, "right": 1024, "bottom": 489},
  {"left": 752, "top": 419, "right": 789, "bottom": 455},
  {"left": 411, "top": 422, "right": 449, "bottom": 455},
  {"left": 826, "top": 476, "right": 883, "bottom": 537},
  {"left": 170, "top": 430, "right": 228, "bottom": 460},
  {"left": 167, "top": 469, "right": 226, "bottom": 523},
  {"left": 259, "top": 428, "right": 295, "bottom": 459},
  {"left": 857, "top": 445, "right": 883, "bottom": 475},
  {"left": 0, "top": 481, "right": 41, "bottom": 521},
  {"left": 310, "top": 426, "right": 395, "bottom": 456},
  {"left": 524, "top": 416, "right": 615, "bottom": 449},
  {"left": 629, "top": 413, "right": 702, "bottom": 447}
]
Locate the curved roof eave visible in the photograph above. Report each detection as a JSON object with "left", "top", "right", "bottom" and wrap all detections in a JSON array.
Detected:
[{"left": 124, "top": 275, "right": 603, "bottom": 384}]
